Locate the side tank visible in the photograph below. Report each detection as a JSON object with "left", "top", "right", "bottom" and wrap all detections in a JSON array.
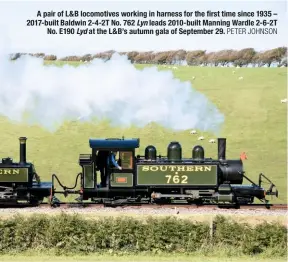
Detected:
[
  {"left": 0, "top": 137, "right": 33, "bottom": 185},
  {"left": 167, "top": 141, "right": 182, "bottom": 162}
]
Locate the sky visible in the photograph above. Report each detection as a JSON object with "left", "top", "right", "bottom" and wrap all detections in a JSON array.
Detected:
[{"left": 0, "top": 0, "right": 287, "bottom": 56}]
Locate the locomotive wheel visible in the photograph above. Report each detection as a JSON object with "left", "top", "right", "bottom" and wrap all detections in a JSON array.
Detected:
[
  {"left": 29, "top": 197, "right": 43, "bottom": 206},
  {"left": 152, "top": 198, "right": 171, "bottom": 205},
  {"left": 218, "top": 203, "right": 240, "bottom": 209},
  {"left": 51, "top": 202, "right": 60, "bottom": 208},
  {"left": 190, "top": 199, "right": 204, "bottom": 206}
]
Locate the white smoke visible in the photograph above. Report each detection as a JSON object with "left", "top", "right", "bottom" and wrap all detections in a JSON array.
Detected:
[{"left": 0, "top": 32, "right": 224, "bottom": 133}]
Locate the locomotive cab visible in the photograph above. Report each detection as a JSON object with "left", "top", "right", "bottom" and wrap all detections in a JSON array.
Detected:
[{"left": 77, "top": 138, "right": 140, "bottom": 200}]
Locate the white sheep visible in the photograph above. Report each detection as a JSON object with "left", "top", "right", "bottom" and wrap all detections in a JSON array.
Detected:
[
  {"left": 281, "top": 98, "right": 288, "bottom": 103},
  {"left": 209, "top": 139, "right": 216, "bottom": 143},
  {"left": 172, "top": 66, "right": 178, "bottom": 69},
  {"left": 192, "top": 76, "right": 196, "bottom": 80},
  {"left": 238, "top": 76, "right": 243, "bottom": 80},
  {"left": 198, "top": 136, "right": 204, "bottom": 140},
  {"left": 190, "top": 130, "right": 197, "bottom": 134}
]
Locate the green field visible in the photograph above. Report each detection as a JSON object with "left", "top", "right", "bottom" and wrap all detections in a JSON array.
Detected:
[{"left": 0, "top": 63, "right": 286, "bottom": 203}]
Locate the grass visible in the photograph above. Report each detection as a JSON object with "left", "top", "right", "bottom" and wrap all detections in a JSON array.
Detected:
[
  {"left": 0, "top": 62, "right": 286, "bottom": 203},
  {"left": 0, "top": 253, "right": 286, "bottom": 262}
]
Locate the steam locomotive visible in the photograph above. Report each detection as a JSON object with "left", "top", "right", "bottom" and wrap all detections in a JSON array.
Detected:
[
  {"left": 0, "top": 137, "right": 278, "bottom": 208},
  {"left": 0, "top": 137, "right": 51, "bottom": 205}
]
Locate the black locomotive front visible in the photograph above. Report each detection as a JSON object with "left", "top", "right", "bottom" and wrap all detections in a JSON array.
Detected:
[{"left": 0, "top": 137, "right": 52, "bottom": 205}]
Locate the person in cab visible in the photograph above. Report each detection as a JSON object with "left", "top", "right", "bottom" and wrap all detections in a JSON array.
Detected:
[
  {"left": 108, "top": 151, "right": 122, "bottom": 171},
  {"left": 97, "top": 150, "right": 122, "bottom": 187}
]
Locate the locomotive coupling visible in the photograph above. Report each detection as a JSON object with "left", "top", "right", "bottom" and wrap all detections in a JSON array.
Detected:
[{"left": 258, "top": 173, "right": 279, "bottom": 198}]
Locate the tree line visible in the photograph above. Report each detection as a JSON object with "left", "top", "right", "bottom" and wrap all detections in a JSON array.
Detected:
[{"left": 10, "top": 47, "right": 287, "bottom": 67}]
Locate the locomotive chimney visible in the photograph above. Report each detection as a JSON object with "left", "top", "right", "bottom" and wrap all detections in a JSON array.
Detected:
[
  {"left": 218, "top": 138, "right": 226, "bottom": 160},
  {"left": 19, "top": 137, "right": 27, "bottom": 164}
]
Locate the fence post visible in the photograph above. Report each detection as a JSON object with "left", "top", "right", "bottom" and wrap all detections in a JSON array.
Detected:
[{"left": 210, "top": 216, "right": 216, "bottom": 242}]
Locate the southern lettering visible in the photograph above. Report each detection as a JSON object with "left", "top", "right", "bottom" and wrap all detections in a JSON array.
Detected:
[
  {"left": 140, "top": 165, "right": 213, "bottom": 172},
  {"left": 0, "top": 169, "right": 20, "bottom": 175}
]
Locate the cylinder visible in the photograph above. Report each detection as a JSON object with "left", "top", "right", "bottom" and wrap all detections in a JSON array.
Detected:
[
  {"left": 218, "top": 138, "right": 226, "bottom": 160},
  {"left": 145, "top": 145, "right": 157, "bottom": 160},
  {"left": 167, "top": 141, "right": 182, "bottom": 162},
  {"left": 192, "top": 145, "right": 205, "bottom": 160},
  {"left": 19, "top": 137, "right": 27, "bottom": 164}
]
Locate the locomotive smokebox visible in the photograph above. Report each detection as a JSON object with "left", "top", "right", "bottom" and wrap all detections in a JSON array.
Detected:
[
  {"left": 218, "top": 138, "right": 226, "bottom": 160},
  {"left": 19, "top": 137, "right": 27, "bottom": 165},
  {"left": 167, "top": 141, "right": 182, "bottom": 162},
  {"left": 145, "top": 145, "right": 157, "bottom": 160}
]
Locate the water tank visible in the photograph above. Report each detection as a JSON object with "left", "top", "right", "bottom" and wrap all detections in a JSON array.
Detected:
[
  {"left": 145, "top": 145, "right": 157, "bottom": 160},
  {"left": 192, "top": 145, "right": 205, "bottom": 160},
  {"left": 167, "top": 141, "right": 182, "bottom": 162}
]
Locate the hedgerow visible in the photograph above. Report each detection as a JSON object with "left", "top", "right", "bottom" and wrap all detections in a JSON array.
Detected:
[{"left": 0, "top": 214, "right": 286, "bottom": 256}]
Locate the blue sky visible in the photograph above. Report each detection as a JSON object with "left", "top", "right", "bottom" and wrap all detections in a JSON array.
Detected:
[{"left": 0, "top": 0, "right": 287, "bottom": 56}]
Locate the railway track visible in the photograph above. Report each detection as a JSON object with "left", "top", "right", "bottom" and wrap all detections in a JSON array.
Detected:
[
  {"left": 44, "top": 203, "right": 288, "bottom": 210},
  {"left": 0, "top": 202, "right": 286, "bottom": 210}
]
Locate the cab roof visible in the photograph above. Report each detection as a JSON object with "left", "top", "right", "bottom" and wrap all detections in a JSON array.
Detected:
[{"left": 89, "top": 138, "right": 140, "bottom": 150}]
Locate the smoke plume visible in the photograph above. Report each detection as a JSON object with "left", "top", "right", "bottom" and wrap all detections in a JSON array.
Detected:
[{"left": 0, "top": 34, "right": 224, "bottom": 133}]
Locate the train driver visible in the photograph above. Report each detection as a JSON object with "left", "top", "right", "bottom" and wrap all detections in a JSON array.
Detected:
[
  {"left": 108, "top": 151, "right": 122, "bottom": 171},
  {"left": 97, "top": 150, "right": 122, "bottom": 187}
]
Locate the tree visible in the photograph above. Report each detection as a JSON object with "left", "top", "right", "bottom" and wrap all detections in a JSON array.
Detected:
[
  {"left": 205, "top": 52, "right": 218, "bottom": 66},
  {"left": 153, "top": 52, "right": 169, "bottom": 64},
  {"left": 214, "top": 49, "right": 235, "bottom": 66},
  {"left": 236, "top": 48, "right": 256, "bottom": 66},
  {"left": 24, "top": 47, "right": 287, "bottom": 67},
  {"left": 81, "top": 54, "right": 92, "bottom": 61},
  {"left": 44, "top": 55, "right": 57, "bottom": 61},
  {"left": 126, "top": 51, "right": 139, "bottom": 63},
  {"left": 186, "top": 50, "right": 206, "bottom": 66}
]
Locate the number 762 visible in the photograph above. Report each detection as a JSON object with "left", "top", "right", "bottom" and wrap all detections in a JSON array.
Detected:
[{"left": 165, "top": 174, "right": 188, "bottom": 184}]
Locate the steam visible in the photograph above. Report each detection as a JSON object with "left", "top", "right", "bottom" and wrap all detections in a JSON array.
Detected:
[{"left": 0, "top": 35, "right": 224, "bottom": 133}]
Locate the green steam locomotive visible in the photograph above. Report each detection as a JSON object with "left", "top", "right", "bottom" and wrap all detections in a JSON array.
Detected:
[{"left": 0, "top": 137, "right": 278, "bottom": 208}]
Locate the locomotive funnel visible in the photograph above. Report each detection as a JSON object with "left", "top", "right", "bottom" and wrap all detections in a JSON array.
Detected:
[
  {"left": 218, "top": 138, "right": 226, "bottom": 160},
  {"left": 19, "top": 137, "right": 27, "bottom": 164}
]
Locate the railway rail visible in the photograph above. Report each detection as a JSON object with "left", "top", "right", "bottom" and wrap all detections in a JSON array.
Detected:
[{"left": 0, "top": 202, "right": 287, "bottom": 210}]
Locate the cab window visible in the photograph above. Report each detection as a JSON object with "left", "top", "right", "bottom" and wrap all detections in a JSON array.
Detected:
[{"left": 119, "top": 151, "right": 133, "bottom": 169}]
